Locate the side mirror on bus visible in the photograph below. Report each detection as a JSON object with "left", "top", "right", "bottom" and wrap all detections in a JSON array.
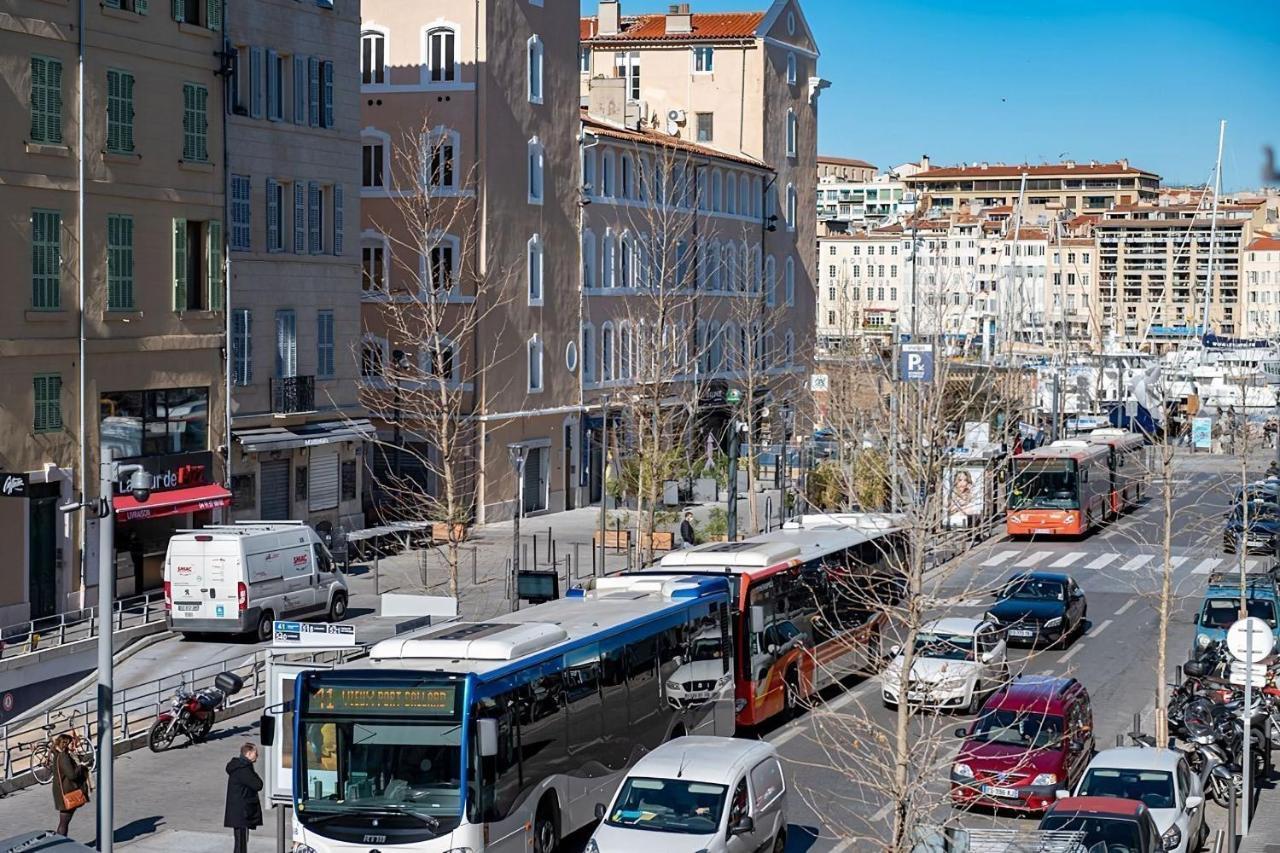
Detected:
[
  {"left": 750, "top": 606, "right": 766, "bottom": 635},
  {"left": 259, "top": 715, "right": 276, "bottom": 747},
  {"left": 477, "top": 718, "right": 499, "bottom": 758},
  {"left": 595, "top": 802, "right": 606, "bottom": 821}
]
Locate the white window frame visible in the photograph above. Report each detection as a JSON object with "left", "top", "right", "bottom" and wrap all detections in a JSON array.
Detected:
[
  {"left": 601, "top": 321, "right": 615, "bottom": 382},
  {"left": 602, "top": 229, "right": 616, "bottom": 288},
  {"left": 786, "top": 183, "right": 797, "bottom": 232},
  {"left": 601, "top": 149, "right": 615, "bottom": 197},
  {"left": 765, "top": 255, "right": 777, "bottom": 306},
  {"left": 360, "top": 332, "right": 389, "bottom": 380},
  {"left": 527, "top": 35, "right": 544, "bottom": 104},
  {"left": 361, "top": 127, "right": 390, "bottom": 193},
  {"left": 423, "top": 23, "right": 460, "bottom": 85},
  {"left": 361, "top": 231, "right": 390, "bottom": 295},
  {"left": 786, "top": 109, "right": 797, "bottom": 158},
  {"left": 786, "top": 52, "right": 797, "bottom": 85},
  {"left": 527, "top": 233, "right": 544, "bottom": 305},
  {"left": 711, "top": 169, "right": 722, "bottom": 212},
  {"left": 579, "top": 46, "right": 591, "bottom": 75},
  {"left": 420, "top": 334, "right": 461, "bottom": 387},
  {"left": 422, "top": 230, "right": 460, "bottom": 295},
  {"left": 361, "top": 28, "right": 388, "bottom": 86},
  {"left": 527, "top": 136, "right": 544, "bottom": 204},
  {"left": 692, "top": 46, "right": 714, "bottom": 74},
  {"left": 785, "top": 257, "right": 796, "bottom": 306},
  {"left": 527, "top": 334, "right": 544, "bottom": 392},
  {"left": 424, "top": 125, "right": 460, "bottom": 191},
  {"left": 581, "top": 322, "right": 596, "bottom": 383},
  {"left": 582, "top": 229, "right": 597, "bottom": 290}
]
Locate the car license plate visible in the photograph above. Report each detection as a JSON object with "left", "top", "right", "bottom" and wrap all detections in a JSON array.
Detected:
[
  {"left": 981, "top": 785, "right": 1019, "bottom": 799},
  {"left": 1034, "top": 528, "right": 1054, "bottom": 534},
  {"left": 176, "top": 603, "right": 200, "bottom": 612},
  {"left": 1010, "top": 628, "right": 1034, "bottom": 638},
  {"left": 907, "top": 691, "right": 927, "bottom": 702}
]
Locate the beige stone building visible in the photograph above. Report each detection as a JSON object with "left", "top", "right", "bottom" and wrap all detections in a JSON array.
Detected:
[
  {"left": 1244, "top": 235, "right": 1280, "bottom": 338},
  {"left": 0, "top": 0, "right": 230, "bottom": 623},
  {"left": 816, "top": 230, "right": 905, "bottom": 351},
  {"left": 359, "top": 0, "right": 581, "bottom": 522},
  {"left": 224, "top": 0, "right": 366, "bottom": 534},
  {"left": 817, "top": 154, "right": 874, "bottom": 183},
  {"left": 904, "top": 159, "right": 1161, "bottom": 217}
]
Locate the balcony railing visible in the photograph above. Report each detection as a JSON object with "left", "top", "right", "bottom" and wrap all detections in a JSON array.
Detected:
[{"left": 270, "top": 374, "right": 315, "bottom": 414}]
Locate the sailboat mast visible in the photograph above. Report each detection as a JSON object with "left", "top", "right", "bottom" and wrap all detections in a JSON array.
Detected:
[
  {"left": 1001, "top": 172, "right": 1028, "bottom": 355},
  {"left": 1199, "top": 119, "right": 1226, "bottom": 358}
]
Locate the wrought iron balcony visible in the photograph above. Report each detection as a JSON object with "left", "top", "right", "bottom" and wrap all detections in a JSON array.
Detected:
[{"left": 270, "top": 375, "right": 315, "bottom": 414}]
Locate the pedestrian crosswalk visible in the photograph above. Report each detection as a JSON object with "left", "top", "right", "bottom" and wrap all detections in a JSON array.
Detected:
[{"left": 974, "top": 545, "right": 1271, "bottom": 577}]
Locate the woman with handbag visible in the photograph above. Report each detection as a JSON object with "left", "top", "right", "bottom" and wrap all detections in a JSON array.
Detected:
[{"left": 51, "top": 733, "right": 90, "bottom": 836}]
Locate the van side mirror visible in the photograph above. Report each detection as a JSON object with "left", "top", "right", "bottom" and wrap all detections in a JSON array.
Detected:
[
  {"left": 954, "top": 727, "right": 968, "bottom": 738},
  {"left": 750, "top": 606, "right": 766, "bottom": 635},
  {"left": 477, "top": 719, "right": 499, "bottom": 758},
  {"left": 259, "top": 715, "right": 276, "bottom": 747},
  {"left": 730, "top": 815, "right": 754, "bottom": 836},
  {"left": 595, "top": 802, "right": 606, "bottom": 821}
]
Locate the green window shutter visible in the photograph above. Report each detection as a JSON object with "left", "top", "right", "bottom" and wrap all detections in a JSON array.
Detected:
[
  {"left": 29, "top": 58, "right": 45, "bottom": 142},
  {"left": 106, "top": 71, "right": 135, "bottom": 153},
  {"left": 107, "top": 214, "right": 134, "bottom": 310},
  {"left": 182, "top": 83, "right": 208, "bottom": 162},
  {"left": 136, "top": 0, "right": 148, "bottom": 14},
  {"left": 31, "top": 209, "right": 61, "bottom": 309},
  {"left": 122, "top": 72, "right": 135, "bottom": 152},
  {"left": 48, "top": 60, "right": 63, "bottom": 144},
  {"left": 206, "top": 0, "right": 222, "bottom": 30},
  {"left": 173, "top": 218, "right": 188, "bottom": 310},
  {"left": 105, "top": 0, "right": 120, "bottom": 7},
  {"left": 196, "top": 85, "right": 208, "bottom": 161},
  {"left": 181, "top": 83, "right": 194, "bottom": 160},
  {"left": 172, "top": 0, "right": 184, "bottom": 22},
  {"left": 34, "top": 375, "right": 63, "bottom": 433},
  {"left": 30, "top": 57, "right": 63, "bottom": 145},
  {"left": 208, "top": 220, "right": 224, "bottom": 310}
]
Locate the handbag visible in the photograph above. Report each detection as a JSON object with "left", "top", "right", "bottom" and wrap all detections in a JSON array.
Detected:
[{"left": 61, "top": 787, "right": 87, "bottom": 811}]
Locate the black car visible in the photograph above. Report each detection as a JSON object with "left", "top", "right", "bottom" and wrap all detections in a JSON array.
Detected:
[
  {"left": 985, "top": 571, "right": 1087, "bottom": 647},
  {"left": 1223, "top": 500, "right": 1280, "bottom": 554}
]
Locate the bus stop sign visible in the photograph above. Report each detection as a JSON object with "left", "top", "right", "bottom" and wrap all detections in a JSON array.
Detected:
[{"left": 900, "top": 344, "right": 934, "bottom": 382}]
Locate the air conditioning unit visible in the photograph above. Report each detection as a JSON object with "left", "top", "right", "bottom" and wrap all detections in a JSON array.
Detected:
[{"left": 667, "top": 108, "right": 687, "bottom": 123}]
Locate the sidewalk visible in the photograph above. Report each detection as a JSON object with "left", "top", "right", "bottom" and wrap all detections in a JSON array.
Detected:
[{"left": 1237, "top": 780, "right": 1280, "bottom": 853}]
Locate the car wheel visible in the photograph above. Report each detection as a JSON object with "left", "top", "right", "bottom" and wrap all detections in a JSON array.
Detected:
[
  {"left": 966, "top": 682, "right": 984, "bottom": 715},
  {"left": 255, "top": 610, "right": 274, "bottom": 643},
  {"left": 327, "top": 592, "right": 348, "bottom": 623}
]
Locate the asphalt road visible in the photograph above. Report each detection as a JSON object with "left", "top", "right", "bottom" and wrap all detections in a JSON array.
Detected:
[{"left": 0, "top": 454, "right": 1266, "bottom": 850}]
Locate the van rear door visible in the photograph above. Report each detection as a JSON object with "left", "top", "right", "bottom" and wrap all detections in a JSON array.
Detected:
[{"left": 167, "top": 536, "right": 242, "bottom": 623}]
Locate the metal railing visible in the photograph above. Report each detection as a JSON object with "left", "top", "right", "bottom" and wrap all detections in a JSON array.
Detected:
[
  {"left": 0, "top": 590, "right": 166, "bottom": 661},
  {"left": 270, "top": 374, "right": 316, "bottom": 414},
  {"left": 0, "top": 645, "right": 363, "bottom": 786}
]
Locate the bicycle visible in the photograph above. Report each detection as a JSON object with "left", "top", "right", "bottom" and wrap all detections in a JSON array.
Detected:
[{"left": 26, "top": 718, "right": 95, "bottom": 785}]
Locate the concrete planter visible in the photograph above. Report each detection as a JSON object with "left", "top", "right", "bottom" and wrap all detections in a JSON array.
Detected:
[{"left": 594, "top": 529, "right": 632, "bottom": 549}]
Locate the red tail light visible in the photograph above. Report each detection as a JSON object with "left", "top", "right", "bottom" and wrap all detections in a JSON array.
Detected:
[
  {"left": 163, "top": 581, "right": 172, "bottom": 610},
  {"left": 237, "top": 582, "right": 248, "bottom": 611}
]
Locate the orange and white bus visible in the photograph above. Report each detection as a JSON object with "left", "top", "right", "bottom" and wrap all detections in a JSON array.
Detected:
[
  {"left": 1085, "top": 427, "right": 1150, "bottom": 517},
  {"left": 646, "top": 514, "right": 909, "bottom": 729},
  {"left": 1007, "top": 441, "right": 1111, "bottom": 536}
]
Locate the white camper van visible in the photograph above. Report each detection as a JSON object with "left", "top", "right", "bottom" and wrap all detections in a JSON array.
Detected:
[{"left": 164, "top": 522, "right": 348, "bottom": 641}]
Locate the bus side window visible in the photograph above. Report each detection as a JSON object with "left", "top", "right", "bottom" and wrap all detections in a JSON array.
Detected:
[
  {"left": 520, "top": 673, "right": 567, "bottom": 792},
  {"left": 472, "top": 696, "right": 521, "bottom": 822},
  {"left": 598, "top": 639, "right": 630, "bottom": 771},
  {"left": 564, "top": 647, "right": 602, "bottom": 760}
]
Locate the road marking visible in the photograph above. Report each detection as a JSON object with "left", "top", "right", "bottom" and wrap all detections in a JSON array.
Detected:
[
  {"left": 1085, "top": 553, "right": 1121, "bottom": 570},
  {"left": 869, "top": 801, "right": 892, "bottom": 824},
  {"left": 1050, "top": 552, "right": 1086, "bottom": 568},
  {"left": 1246, "top": 558, "right": 1266, "bottom": 572},
  {"left": 1115, "top": 598, "right": 1136, "bottom": 617},
  {"left": 1087, "top": 619, "right": 1114, "bottom": 639},
  {"left": 829, "top": 837, "right": 858, "bottom": 853},
  {"left": 1118, "top": 555, "right": 1154, "bottom": 572},
  {"left": 1169, "top": 556, "right": 1189, "bottom": 570},
  {"left": 769, "top": 679, "right": 877, "bottom": 748},
  {"left": 1191, "top": 558, "right": 1222, "bottom": 575},
  {"left": 1015, "top": 550, "right": 1054, "bottom": 568},
  {"left": 980, "top": 551, "right": 1019, "bottom": 567}
]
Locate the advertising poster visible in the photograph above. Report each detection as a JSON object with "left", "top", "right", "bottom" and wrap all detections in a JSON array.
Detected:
[{"left": 943, "top": 466, "right": 986, "bottom": 528}]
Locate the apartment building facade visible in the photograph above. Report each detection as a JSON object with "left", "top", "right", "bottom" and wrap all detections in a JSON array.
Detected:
[
  {"left": 1094, "top": 203, "right": 1267, "bottom": 347},
  {"left": 817, "top": 173, "right": 911, "bottom": 233},
  {"left": 223, "top": 0, "right": 366, "bottom": 535},
  {"left": 817, "top": 154, "right": 874, "bottom": 182},
  {"left": 581, "top": 0, "right": 822, "bottom": 436},
  {"left": 816, "top": 230, "right": 905, "bottom": 351},
  {"left": 0, "top": 0, "right": 228, "bottom": 622},
  {"left": 1242, "top": 236, "right": 1280, "bottom": 338},
  {"left": 904, "top": 160, "right": 1161, "bottom": 217},
  {"left": 360, "top": 0, "right": 580, "bottom": 523}
]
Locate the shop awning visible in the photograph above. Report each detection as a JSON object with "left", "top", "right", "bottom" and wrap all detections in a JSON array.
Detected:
[
  {"left": 113, "top": 484, "right": 233, "bottom": 522},
  {"left": 234, "top": 418, "right": 376, "bottom": 453}
]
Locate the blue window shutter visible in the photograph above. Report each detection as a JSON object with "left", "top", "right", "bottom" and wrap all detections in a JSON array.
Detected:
[
  {"left": 266, "top": 179, "right": 280, "bottom": 251},
  {"left": 293, "top": 182, "right": 305, "bottom": 253},
  {"left": 307, "top": 57, "right": 319, "bottom": 127},
  {"left": 332, "top": 184, "right": 343, "bottom": 256},
  {"left": 171, "top": 0, "right": 183, "bottom": 22},
  {"left": 322, "top": 61, "right": 334, "bottom": 128},
  {"left": 292, "top": 56, "right": 305, "bottom": 125},
  {"left": 249, "top": 47, "right": 263, "bottom": 118},
  {"left": 307, "top": 181, "right": 320, "bottom": 253},
  {"left": 206, "top": 0, "right": 222, "bottom": 30},
  {"left": 172, "top": 218, "right": 187, "bottom": 310}
]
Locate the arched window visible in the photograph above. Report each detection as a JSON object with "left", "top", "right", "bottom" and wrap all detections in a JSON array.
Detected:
[
  {"left": 581, "top": 323, "right": 596, "bottom": 383},
  {"left": 751, "top": 245, "right": 762, "bottom": 293},
  {"left": 784, "top": 330, "right": 795, "bottom": 366},
  {"left": 360, "top": 334, "right": 387, "bottom": 377},
  {"left": 423, "top": 232, "right": 459, "bottom": 293},
  {"left": 527, "top": 335, "right": 544, "bottom": 391},
  {"left": 725, "top": 172, "right": 737, "bottom": 214},
  {"left": 695, "top": 320, "right": 708, "bottom": 373},
  {"left": 527, "top": 35, "right": 544, "bottom": 103},
  {"left": 422, "top": 335, "right": 459, "bottom": 385},
  {"left": 738, "top": 325, "right": 749, "bottom": 372},
  {"left": 619, "top": 232, "right": 632, "bottom": 288},
  {"left": 601, "top": 322, "right": 615, "bottom": 381},
  {"left": 764, "top": 255, "right": 776, "bottom": 306},
  {"left": 723, "top": 322, "right": 737, "bottom": 372},
  {"left": 527, "top": 136, "right": 544, "bottom": 204},
  {"left": 527, "top": 234, "right": 543, "bottom": 304},
  {"left": 752, "top": 176, "right": 763, "bottom": 217},
  {"left": 581, "top": 229, "right": 597, "bottom": 290},
  {"left": 785, "top": 257, "right": 796, "bottom": 306},
  {"left": 739, "top": 175, "right": 750, "bottom": 217},
  {"left": 425, "top": 126, "right": 460, "bottom": 190},
  {"left": 619, "top": 322, "right": 633, "bottom": 379},
  {"left": 426, "top": 27, "right": 457, "bottom": 83},
  {"left": 361, "top": 30, "right": 386, "bottom": 85},
  {"left": 786, "top": 183, "right": 797, "bottom": 231},
  {"left": 786, "top": 52, "right": 797, "bottom": 85},
  {"left": 712, "top": 170, "right": 723, "bottom": 212},
  {"left": 583, "top": 148, "right": 596, "bottom": 195},
  {"left": 621, "top": 154, "right": 633, "bottom": 199},
  {"left": 601, "top": 150, "right": 615, "bottom": 197},
  {"left": 709, "top": 241, "right": 721, "bottom": 291},
  {"left": 696, "top": 169, "right": 708, "bottom": 210},
  {"left": 786, "top": 110, "right": 797, "bottom": 158},
  {"left": 602, "top": 230, "right": 616, "bottom": 287},
  {"left": 709, "top": 321, "right": 723, "bottom": 372}
]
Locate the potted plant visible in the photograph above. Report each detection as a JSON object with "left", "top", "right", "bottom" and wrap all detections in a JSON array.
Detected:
[
  {"left": 702, "top": 507, "right": 730, "bottom": 542},
  {"left": 642, "top": 507, "right": 679, "bottom": 551}
]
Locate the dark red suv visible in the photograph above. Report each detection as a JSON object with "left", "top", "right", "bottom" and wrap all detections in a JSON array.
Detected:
[{"left": 950, "top": 675, "right": 1094, "bottom": 813}]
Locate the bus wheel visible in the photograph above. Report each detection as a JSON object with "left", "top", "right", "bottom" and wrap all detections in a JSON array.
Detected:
[{"left": 533, "top": 795, "right": 560, "bottom": 853}]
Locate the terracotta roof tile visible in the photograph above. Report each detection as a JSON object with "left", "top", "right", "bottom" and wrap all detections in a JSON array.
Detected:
[
  {"left": 906, "top": 161, "right": 1158, "bottom": 180},
  {"left": 581, "top": 111, "right": 769, "bottom": 170},
  {"left": 818, "top": 155, "right": 877, "bottom": 170},
  {"left": 582, "top": 12, "right": 765, "bottom": 42},
  {"left": 1248, "top": 237, "right": 1280, "bottom": 252}
]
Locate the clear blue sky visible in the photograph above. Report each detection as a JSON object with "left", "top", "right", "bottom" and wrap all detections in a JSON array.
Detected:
[{"left": 580, "top": 0, "right": 1280, "bottom": 190}]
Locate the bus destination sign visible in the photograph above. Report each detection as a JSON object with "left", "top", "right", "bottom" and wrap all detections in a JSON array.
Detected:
[{"left": 310, "top": 684, "right": 458, "bottom": 716}]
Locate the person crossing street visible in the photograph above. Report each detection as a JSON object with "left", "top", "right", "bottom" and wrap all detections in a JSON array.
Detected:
[{"left": 224, "top": 743, "right": 263, "bottom": 853}]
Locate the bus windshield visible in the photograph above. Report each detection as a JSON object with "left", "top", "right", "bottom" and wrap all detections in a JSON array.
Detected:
[
  {"left": 298, "top": 680, "right": 465, "bottom": 825},
  {"left": 1010, "top": 460, "right": 1079, "bottom": 509}
]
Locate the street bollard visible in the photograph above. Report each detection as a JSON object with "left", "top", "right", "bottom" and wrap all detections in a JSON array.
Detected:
[
  {"left": 547, "top": 527, "right": 553, "bottom": 562},
  {"left": 574, "top": 543, "right": 581, "bottom": 580},
  {"left": 1228, "top": 784, "right": 1237, "bottom": 853},
  {"left": 277, "top": 803, "right": 287, "bottom": 853}
]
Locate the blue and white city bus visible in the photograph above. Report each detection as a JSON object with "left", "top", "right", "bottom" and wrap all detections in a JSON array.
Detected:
[{"left": 290, "top": 574, "right": 734, "bottom": 853}]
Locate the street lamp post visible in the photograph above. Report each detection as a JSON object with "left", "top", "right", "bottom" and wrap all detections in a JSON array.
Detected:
[
  {"left": 598, "top": 393, "right": 611, "bottom": 576},
  {"left": 508, "top": 444, "right": 528, "bottom": 612},
  {"left": 62, "top": 450, "right": 153, "bottom": 853}
]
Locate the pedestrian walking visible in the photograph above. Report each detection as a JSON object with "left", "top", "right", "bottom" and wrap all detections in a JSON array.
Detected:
[
  {"left": 679, "top": 511, "right": 696, "bottom": 547},
  {"left": 51, "top": 733, "right": 90, "bottom": 836},
  {"left": 225, "top": 742, "right": 263, "bottom": 853}
]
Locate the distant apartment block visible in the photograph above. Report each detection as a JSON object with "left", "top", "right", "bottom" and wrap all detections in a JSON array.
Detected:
[
  {"left": 904, "top": 159, "right": 1161, "bottom": 216},
  {"left": 1242, "top": 235, "right": 1280, "bottom": 338}
]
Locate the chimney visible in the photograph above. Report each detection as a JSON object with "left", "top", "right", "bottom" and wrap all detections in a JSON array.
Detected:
[
  {"left": 1118, "top": 158, "right": 1129, "bottom": 169},
  {"left": 598, "top": 0, "right": 620, "bottom": 36},
  {"left": 920, "top": 154, "right": 930, "bottom": 171},
  {"left": 1064, "top": 160, "right": 1076, "bottom": 169},
  {"left": 979, "top": 162, "right": 988, "bottom": 170},
  {"left": 665, "top": 3, "right": 692, "bottom": 33}
]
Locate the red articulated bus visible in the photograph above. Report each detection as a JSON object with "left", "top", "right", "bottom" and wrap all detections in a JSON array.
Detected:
[
  {"left": 645, "top": 514, "right": 909, "bottom": 729},
  {"left": 1007, "top": 441, "right": 1111, "bottom": 536},
  {"left": 1085, "top": 427, "right": 1150, "bottom": 518}
]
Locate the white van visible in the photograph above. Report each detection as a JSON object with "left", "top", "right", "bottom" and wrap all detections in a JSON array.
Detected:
[
  {"left": 588, "top": 737, "right": 787, "bottom": 853},
  {"left": 164, "top": 521, "right": 348, "bottom": 641}
]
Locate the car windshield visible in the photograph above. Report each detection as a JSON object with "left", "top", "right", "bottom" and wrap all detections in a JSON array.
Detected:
[
  {"left": 1039, "top": 814, "right": 1143, "bottom": 853},
  {"left": 913, "top": 632, "right": 975, "bottom": 661},
  {"left": 1078, "top": 768, "right": 1175, "bottom": 809},
  {"left": 969, "top": 710, "right": 1065, "bottom": 749},
  {"left": 1200, "top": 597, "right": 1277, "bottom": 629},
  {"left": 1001, "top": 579, "right": 1065, "bottom": 601},
  {"left": 688, "top": 635, "right": 724, "bottom": 661},
  {"left": 606, "top": 778, "right": 727, "bottom": 835},
  {"left": 1231, "top": 503, "right": 1279, "bottom": 522},
  {"left": 299, "top": 719, "right": 463, "bottom": 818}
]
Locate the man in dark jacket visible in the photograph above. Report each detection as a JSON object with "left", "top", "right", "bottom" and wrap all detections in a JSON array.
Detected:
[
  {"left": 680, "top": 512, "right": 696, "bottom": 548},
  {"left": 225, "top": 742, "right": 263, "bottom": 853}
]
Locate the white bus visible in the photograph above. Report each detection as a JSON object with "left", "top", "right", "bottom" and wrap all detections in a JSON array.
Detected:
[{"left": 288, "top": 575, "right": 734, "bottom": 853}]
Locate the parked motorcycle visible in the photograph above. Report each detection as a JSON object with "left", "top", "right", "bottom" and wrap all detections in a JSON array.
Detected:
[{"left": 147, "top": 672, "right": 243, "bottom": 753}]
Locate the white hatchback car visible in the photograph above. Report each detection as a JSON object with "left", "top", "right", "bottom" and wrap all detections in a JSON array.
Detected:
[
  {"left": 1066, "top": 746, "right": 1207, "bottom": 853},
  {"left": 881, "top": 617, "right": 1008, "bottom": 714},
  {"left": 587, "top": 737, "right": 786, "bottom": 853}
]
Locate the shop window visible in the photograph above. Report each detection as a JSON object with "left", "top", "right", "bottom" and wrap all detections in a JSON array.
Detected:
[
  {"left": 99, "top": 387, "right": 209, "bottom": 458},
  {"left": 231, "top": 473, "right": 256, "bottom": 511},
  {"left": 341, "top": 460, "right": 357, "bottom": 500},
  {"left": 295, "top": 465, "right": 308, "bottom": 503}
]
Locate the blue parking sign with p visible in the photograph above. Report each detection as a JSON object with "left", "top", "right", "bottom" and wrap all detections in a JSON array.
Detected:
[{"left": 900, "top": 344, "right": 933, "bottom": 382}]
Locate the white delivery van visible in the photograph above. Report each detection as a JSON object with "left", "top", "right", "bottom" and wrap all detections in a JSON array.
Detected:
[
  {"left": 588, "top": 737, "right": 787, "bottom": 853},
  {"left": 164, "top": 521, "right": 349, "bottom": 641}
]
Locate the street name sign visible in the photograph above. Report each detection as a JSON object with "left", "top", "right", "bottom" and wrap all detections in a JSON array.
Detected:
[{"left": 1226, "top": 616, "right": 1274, "bottom": 662}]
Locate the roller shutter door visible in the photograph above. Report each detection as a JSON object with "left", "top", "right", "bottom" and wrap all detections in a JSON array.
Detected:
[
  {"left": 260, "top": 459, "right": 291, "bottom": 520},
  {"left": 308, "top": 445, "right": 339, "bottom": 511}
]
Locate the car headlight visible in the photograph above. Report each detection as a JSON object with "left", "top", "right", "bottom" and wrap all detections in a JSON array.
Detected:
[
  {"left": 1197, "top": 634, "right": 1211, "bottom": 649},
  {"left": 586, "top": 839, "right": 601, "bottom": 853},
  {"left": 1031, "top": 773, "right": 1058, "bottom": 786},
  {"left": 293, "top": 847, "right": 318, "bottom": 853},
  {"left": 666, "top": 681, "right": 680, "bottom": 690},
  {"left": 1161, "top": 825, "right": 1181, "bottom": 850},
  {"left": 1043, "top": 617, "right": 1062, "bottom": 628},
  {"left": 953, "top": 762, "right": 974, "bottom": 779}
]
